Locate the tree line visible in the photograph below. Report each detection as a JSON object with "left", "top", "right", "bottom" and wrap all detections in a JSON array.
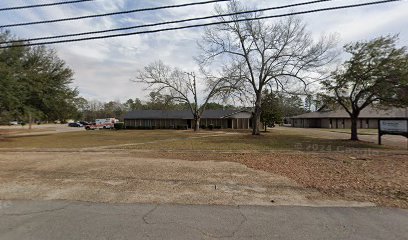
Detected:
[{"left": 79, "top": 91, "right": 309, "bottom": 124}]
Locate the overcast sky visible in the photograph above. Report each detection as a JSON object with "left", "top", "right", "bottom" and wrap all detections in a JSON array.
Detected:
[{"left": 1, "top": 0, "right": 407, "bottom": 102}]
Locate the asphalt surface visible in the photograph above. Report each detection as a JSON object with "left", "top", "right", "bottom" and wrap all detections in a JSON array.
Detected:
[{"left": 0, "top": 201, "right": 407, "bottom": 240}]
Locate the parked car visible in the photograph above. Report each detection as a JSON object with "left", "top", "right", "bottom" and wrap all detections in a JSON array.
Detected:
[
  {"left": 68, "top": 122, "right": 83, "bottom": 127},
  {"left": 9, "top": 121, "right": 19, "bottom": 126},
  {"left": 79, "top": 121, "right": 90, "bottom": 126}
]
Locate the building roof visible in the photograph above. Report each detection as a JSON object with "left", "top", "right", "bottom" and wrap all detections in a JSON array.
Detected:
[
  {"left": 124, "top": 109, "right": 250, "bottom": 120},
  {"left": 291, "top": 107, "right": 408, "bottom": 119}
]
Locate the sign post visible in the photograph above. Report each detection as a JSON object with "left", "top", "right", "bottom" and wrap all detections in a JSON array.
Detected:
[{"left": 378, "top": 119, "right": 408, "bottom": 147}]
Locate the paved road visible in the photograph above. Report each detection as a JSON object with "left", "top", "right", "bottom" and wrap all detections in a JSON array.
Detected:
[{"left": 0, "top": 201, "right": 406, "bottom": 240}]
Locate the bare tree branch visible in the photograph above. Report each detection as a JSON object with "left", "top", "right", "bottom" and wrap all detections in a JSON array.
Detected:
[{"left": 198, "top": 1, "right": 338, "bottom": 134}]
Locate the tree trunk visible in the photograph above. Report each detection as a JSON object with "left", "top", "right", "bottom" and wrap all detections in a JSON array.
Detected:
[
  {"left": 264, "top": 122, "right": 267, "bottom": 132},
  {"left": 194, "top": 117, "right": 200, "bottom": 132},
  {"left": 28, "top": 112, "right": 32, "bottom": 130},
  {"left": 252, "top": 93, "right": 262, "bottom": 135},
  {"left": 350, "top": 116, "right": 358, "bottom": 141}
]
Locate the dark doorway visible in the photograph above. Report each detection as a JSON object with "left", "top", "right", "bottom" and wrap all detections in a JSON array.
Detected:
[
  {"left": 187, "top": 119, "right": 192, "bottom": 129},
  {"left": 310, "top": 119, "right": 321, "bottom": 128},
  {"left": 228, "top": 119, "right": 232, "bottom": 128}
]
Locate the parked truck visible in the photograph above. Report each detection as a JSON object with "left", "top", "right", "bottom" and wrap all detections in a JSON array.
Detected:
[{"left": 85, "top": 118, "right": 118, "bottom": 130}]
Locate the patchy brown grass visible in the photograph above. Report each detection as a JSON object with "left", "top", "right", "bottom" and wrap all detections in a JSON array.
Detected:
[
  {"left": 112, "top": 130, "right": 380, "bottom": 151},
  {"left": 0, "top": 128, "right": 381, "bottom": 151},
  {"left": 0, "top": 128, "right": 44, "bottom": 136},
  {"left": 131, "top": 150, "right": 408, "bottom": 208},
  {"left": 0, "top": 128, "right": 406, "bottom": 208},
  {"left": 0, "top": 130, "right": 214, "bottom": 148}
]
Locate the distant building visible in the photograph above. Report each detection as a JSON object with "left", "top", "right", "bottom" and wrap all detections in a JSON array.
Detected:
[
  {"left": 124, "top": 110, "right": 253, "bottom": 129},
  {"left": 290, "top": 107, "right": 407, "bottom": 129}
]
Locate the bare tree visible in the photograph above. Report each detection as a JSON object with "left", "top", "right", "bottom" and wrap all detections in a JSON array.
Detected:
[
  {"left": 198, "top": 1, "right": 337, "bottom": 135},
  {"left": 135, "top": 61, "right": 236, "bottom": 131}
]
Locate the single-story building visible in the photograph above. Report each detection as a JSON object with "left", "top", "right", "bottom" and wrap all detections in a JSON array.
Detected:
[
  {"left": 290, "top": 107, "right": 408, "bottom": 129},
  {"left": 124, "top": 109, "right": 253, "bottom": 129}
]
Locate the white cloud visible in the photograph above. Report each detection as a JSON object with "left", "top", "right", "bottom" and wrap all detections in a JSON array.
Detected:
[{"left": 1, "top": 0, "right": 407, "bottom": 102}]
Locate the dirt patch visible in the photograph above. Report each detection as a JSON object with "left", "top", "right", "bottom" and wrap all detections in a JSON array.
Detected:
[
  {"left": 132, "top": 150, "right": 408, "bottom": 208},
  {"left": 0, "top": 151, "right": 371, "bottom": 207},
  {"left": 0, "top": 128, "right": 405, "bottom": 208}
]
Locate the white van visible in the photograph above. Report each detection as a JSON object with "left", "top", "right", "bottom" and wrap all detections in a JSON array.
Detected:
[{"left": 94, "top": 118, "right": 118, "bottom": 129}]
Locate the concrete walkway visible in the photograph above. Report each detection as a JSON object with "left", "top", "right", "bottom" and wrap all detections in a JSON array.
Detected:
[{"left": 0, "top": 200, "right": 407, "bottom": 240}]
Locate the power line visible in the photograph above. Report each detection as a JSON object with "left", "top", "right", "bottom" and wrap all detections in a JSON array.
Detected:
[
  {"left": 0, "top": 0, "right": 401, "bottom": 49},
  {"left": 0, "top": 0, "right": 230, "bottom": 28},
  {"left": 2, "top": 0, "right": 333, "bottom": 44},
  {"left": 1, "top": 0, "right": 399, "bottom": 48},
  {"left": 0, "top": 0, "right": 94, "bottom": 12}
]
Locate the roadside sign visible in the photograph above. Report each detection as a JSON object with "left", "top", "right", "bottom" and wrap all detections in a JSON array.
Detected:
[
  {"left": 380, "top": 120, "right": 407, "bottom": 133},
  {"left": 378, "top": 119, "right": 408, "bottom": 146}
]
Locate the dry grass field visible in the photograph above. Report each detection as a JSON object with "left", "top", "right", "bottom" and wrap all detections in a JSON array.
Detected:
[
  {"left": 1, "top": 128, "right": 379, "bottom": 151},
  {"left": 0, "top": 129, "right": 206, "bottom": 148}
]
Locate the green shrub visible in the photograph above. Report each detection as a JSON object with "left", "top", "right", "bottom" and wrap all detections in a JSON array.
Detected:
[
  {"left": 176, "top": 125, "right": 188, "bottom": 130},
  {"left": 114, "top": 122, "right": 125, "bottom": 130},
  {"left": 208, "top": 124, "right": 214, "bottom": 130}
]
